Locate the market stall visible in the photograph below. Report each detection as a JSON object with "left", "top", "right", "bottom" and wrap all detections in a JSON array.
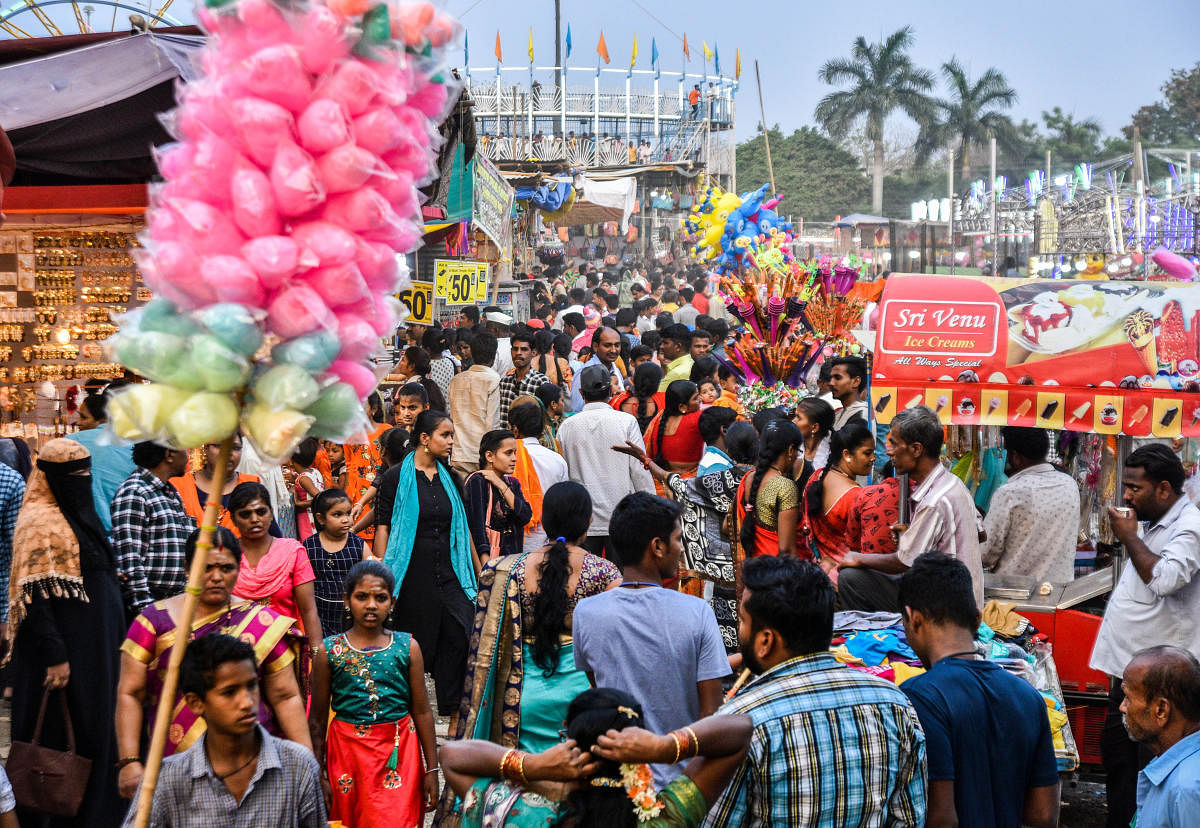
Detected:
[{"left": 872, "top": 272, "right": 1200, "bottom": 763}]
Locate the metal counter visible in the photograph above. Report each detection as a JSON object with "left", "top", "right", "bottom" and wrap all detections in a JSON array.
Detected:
[{"left": 983, "top": 566, "right": 1114, "bottom": 613}]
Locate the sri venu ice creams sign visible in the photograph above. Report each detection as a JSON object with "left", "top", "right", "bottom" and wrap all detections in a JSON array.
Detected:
[{"left": 871, "top": 275, "right": 1200, "bottom": 437}]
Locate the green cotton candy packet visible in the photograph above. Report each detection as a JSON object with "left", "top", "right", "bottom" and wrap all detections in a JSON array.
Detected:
[{"left": 353, "top": 3, "right": 395, "bottom": 60}]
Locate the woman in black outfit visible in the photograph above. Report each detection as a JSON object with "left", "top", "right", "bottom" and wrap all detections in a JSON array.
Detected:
[
  {"left": 9, "top": 438, "right": 125, "bottom": 827},
  {"left": 372, "top": 410, "right": 478, "bottom": 718}
]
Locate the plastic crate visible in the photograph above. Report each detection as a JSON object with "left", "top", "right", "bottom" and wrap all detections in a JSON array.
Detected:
[
  {"left": 1067, "top": 700, "right": 1107, "bottom": 766},
  {"left": 1051, "top": 610, "right": 1110, "bottom": 695}
]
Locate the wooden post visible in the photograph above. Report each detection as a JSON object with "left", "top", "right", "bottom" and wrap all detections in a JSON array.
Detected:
[
  {"left": 133, "top": 437, "right": 235, "bottom": 828},
  {"left": 754, "top": 60, "right": 775, "bottom": 193}
]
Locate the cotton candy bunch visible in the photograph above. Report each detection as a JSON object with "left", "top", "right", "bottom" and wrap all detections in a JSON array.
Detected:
[{"left": 111, "top": 0, "right": 461, "bottom": 455}]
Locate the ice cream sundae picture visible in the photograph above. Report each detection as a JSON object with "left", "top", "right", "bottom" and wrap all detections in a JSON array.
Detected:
[
  {"left": 1100, "top": 404, "right": 1120, "bottom": 426},
  {"left": 1007, "top": 283, "right": 1142, "bottom": 354},
  {"left": 957, "top": 397, "right": 976, "bottom": 416}
]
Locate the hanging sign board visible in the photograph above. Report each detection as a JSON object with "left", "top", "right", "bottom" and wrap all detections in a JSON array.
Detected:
[
  {"left": 397, "top": 281, "right": 433, "bottom": 324},
  {"left": 434, "top": 260, "right": 489, "bottom": 306},
  {"left": 872, "top": 274, "right": 1200, "bottom": 437}
]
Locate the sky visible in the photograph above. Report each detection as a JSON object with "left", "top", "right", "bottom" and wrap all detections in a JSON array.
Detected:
[
  {"left": 449, "top": 0, "right": 1199, "bottom": 142},
  {"left": 6, "top": 0, "right": 1197, "bottom": 144}
]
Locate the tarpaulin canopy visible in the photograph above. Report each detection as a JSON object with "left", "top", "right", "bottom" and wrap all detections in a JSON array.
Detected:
[
  {"left": 552, "top": 175, "right": 636, "bottom": 229},
  {"left": 0, "top": 32, "right": 202, "bottom": 183}
]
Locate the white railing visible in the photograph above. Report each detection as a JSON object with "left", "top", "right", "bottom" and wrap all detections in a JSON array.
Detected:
[{"left": 477, "top": 130, "right": 727, "bottom": 169}]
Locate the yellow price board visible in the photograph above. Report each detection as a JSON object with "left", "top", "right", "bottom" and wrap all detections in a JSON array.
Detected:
[
  {"left": 434, "top": 259, "right": 489, "bottom": 306},
  {"left": 397, "top": 281, "right": 433, "bottom": 325}
]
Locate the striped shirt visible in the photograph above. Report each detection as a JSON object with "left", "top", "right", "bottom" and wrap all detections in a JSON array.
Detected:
[
  {"left": 123, "top": 726, "right": 325, "bottom": 828},
  {"left": 702, "top": 652, "right": 927, "bottom": 828},
  {"left": 896, "top": 462, "right": 984, "bottom": 608},
  {"left": 497, "top": 368, "right": 550, "bottom": 430}
]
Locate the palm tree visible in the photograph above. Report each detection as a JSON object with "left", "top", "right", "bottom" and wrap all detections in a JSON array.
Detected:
[
  {"left": 815, "top": 26, "right": 937, "bottom": 214},
  {"left": 920, "top": 59, "right": 1019, "bottom": 184}
]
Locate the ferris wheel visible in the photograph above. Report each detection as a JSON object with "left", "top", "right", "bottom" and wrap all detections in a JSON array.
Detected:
[{"left": 0, "top": 0, "right": 183, "bottom": 38}]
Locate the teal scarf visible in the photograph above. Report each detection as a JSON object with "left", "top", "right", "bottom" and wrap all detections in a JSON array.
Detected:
[{"left": 383, "top": 452, "right": 478, "bottom": 602}]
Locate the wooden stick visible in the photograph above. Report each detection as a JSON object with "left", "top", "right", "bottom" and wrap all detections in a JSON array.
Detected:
[
  {"left": 134, "top": 436, "right": 235, "bottom": 828},
  {"left": 754, "top": 60, "right": 775, "bottom": 193},
  {"left": 726, "top": 668, "right": 752, "bottom": 701}
]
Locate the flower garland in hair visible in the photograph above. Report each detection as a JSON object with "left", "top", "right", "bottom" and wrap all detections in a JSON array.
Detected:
[{"left": 620, "top": 763, "right": 663, "bottom": 822}]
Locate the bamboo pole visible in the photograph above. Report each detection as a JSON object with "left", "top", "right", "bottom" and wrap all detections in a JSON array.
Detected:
[
  {"left": 134, "top": 436, "right": 235, "bottom": 828},
  {"left": 753, "top": 60, "right": 775, "bottom": 193}
]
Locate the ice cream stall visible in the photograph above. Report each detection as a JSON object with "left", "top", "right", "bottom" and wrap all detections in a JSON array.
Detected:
[{"left": 871, "top": 273, "right": 1200, "bottom": 765}]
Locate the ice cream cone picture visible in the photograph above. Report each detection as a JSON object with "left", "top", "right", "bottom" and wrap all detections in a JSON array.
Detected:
[
  {"left": 1035, "top": 392, "right": 1065, "bottom": 429},
  {"left": 924, "top": 389, "right": 953, "bottom": 424},
  {"left": 872, "top": 388, "right": 897, "bottom": 423},
  {"left": 1152, "top": 399, "right": 1183, "bottom": 438},
  {"left": 1124, "top": 310, "right": 1158, "bottom": 375},
  {"left": 1093, "top": 395, "right": 1122, "bottom": 434},
  {"left": 980, "top": 390, "right": 1008, "bottom": 425}
]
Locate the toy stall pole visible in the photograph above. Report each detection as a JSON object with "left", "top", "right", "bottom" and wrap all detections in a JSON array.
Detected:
[
  {"left": 133, "top": 437, "right": 235, "bottom": 828},
  {"left": 754, "top": 60, "right": 775, "bottom": 193}
]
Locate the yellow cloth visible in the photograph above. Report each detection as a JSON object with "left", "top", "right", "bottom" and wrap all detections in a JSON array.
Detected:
[
  {"left": 1045, "top": 698, "right": 1068, "bottom": 751},
  {"left": 982, "top": 600, "right": 1030, "bottom": 638},
  {"left": 831, "top": 645, "right": 863, "bottom": 665},
  {"left": 891, "top": 662, "right": 927, "bottom": 685}
]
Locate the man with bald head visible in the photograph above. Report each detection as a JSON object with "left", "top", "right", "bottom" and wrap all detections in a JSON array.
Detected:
[{"left": 1122, "top": 645, "right": 1200, "bottom": 826}]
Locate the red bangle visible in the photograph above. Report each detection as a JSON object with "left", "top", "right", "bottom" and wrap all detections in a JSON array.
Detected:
[{"left": 642, "top": 457, "right": 652, "bottom": 469}]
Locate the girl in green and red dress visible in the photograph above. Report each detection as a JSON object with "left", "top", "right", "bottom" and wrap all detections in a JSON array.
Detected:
[{"left": 310, "top": 560, "right": 439, "bottom": 827}]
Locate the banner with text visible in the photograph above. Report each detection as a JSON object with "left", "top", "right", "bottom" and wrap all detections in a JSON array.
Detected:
[{"left": 872, "top": 274, "right": 1200, "bottom": 436}]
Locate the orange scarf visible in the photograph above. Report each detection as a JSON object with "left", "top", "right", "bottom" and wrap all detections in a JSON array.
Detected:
[{"left": 513, "top": 440, "right": 544, "bottom": 536}]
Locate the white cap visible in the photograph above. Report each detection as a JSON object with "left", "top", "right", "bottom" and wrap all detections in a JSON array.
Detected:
[{"left": 484, "top": 311, "right": 515, "bottom": 325}]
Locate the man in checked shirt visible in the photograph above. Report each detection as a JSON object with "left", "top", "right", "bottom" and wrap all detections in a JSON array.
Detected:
[{"left": 110, "top": 441, "right": 195, "bottom": 615}]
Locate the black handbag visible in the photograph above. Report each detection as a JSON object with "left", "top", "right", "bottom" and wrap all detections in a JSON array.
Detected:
[{"left": 7, "top": 688, "right": 92, "bottom": 817}]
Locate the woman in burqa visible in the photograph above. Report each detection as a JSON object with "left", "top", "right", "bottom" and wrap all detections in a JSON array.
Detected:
[{"left": 8, "top": 438, "right": 125, "bottom": 826}]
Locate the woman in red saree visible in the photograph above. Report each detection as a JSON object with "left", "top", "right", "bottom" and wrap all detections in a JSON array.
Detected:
[
  {"left": 736, "top": 420, "right": 803, "bottom": 557},
  {"left": 610, "top": 362, "right": 664, "bottom": 431},
  {"left": 643, "top": 380, "right": 703, "bottom": 495},
  {"left": 800, "top": 422, "right": 877, "bottom": 583},
  {"left": 114, "top": 528, "right": 309, "bottom": 798}
]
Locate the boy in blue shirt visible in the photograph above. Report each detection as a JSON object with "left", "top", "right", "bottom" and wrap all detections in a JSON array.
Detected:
[{"left": 899, "top": 552, "right": 1060, "bottom": 828}]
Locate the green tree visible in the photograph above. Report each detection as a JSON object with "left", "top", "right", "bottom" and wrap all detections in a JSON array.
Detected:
[
  {"left": 919, "top": 59, "right": 1019, "bottom": 184},
  {"left": 1041, "top": 106, "right": 1104, "bottom": 164},
  {"left": 736, "top": 125, "right": 871, "bottom": 222},
  {"left": 1127, "top": 62, "right": 1200, "bottom": 145},
  {"left": 814, "top": 26, "right": 937, "bottom": 214}
]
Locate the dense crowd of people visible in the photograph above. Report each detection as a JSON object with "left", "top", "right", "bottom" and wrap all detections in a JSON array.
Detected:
[{"left": 0, "top": 261, "right": 1197, "bottom": 827}]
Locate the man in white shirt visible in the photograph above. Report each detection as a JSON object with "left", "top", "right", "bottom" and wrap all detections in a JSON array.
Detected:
[
  {"left": 557, "top": 364, "right": 654, "bottom": 558},
  {"left": 982, "top": 427, "right": 1080, "bottom": 584},
  {"left": 447, "top": 332, "right": 500, "bottom": 475},
  {"left": 839, "top": 405, "right": 983, "bottom": 611},
  {"left": 635, "top": 298, "right": 659, "bottom": 335},
  {"left": 829, "top": 356, "right": 869, "bottom": 430},
  {"left": 1089, "top": 444, "right": 1200, "bottom": 828},
  {"left": 483, "top": 311, "right": 514, "bottom": 377},
  {"left": 507, "top": 401, "right": 569, "bottom": 553}
]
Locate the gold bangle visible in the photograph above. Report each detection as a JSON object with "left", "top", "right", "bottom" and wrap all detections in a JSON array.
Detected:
[
  {"left": 683, "top": 726, "right": 699, "bottom": 759},
  {"left": 669, "top": 732, "right": 683, "bottom": 764},
  {"left": 499, "top": 748, "right": 517, "bottom": 782},
  {"left": 516, "top": 751, "right": 529, "bottom": 785}
]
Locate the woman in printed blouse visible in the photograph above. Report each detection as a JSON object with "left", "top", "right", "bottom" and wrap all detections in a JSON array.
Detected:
[
  {"left": 442, "top": 688, "right": 751, "bottom": 828},
  {"left": 449, "top": 482, "right": 621, "bottom": 761}
]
